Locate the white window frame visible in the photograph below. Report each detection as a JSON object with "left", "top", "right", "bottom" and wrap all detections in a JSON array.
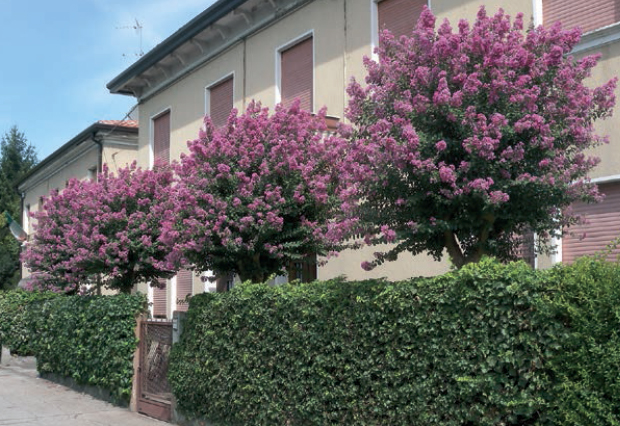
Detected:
[
  {"left": 205, "top": 72, "right": 235, "bottom": 116},
  {"left": 169, "top": 276, "right": 177, "bottom": 318},
  {"left": 550, "top": 174, "right": 620, "bottom": 265},
  {"left": 371, "top": 0, "right": 431, "bottom": 59},
  {"left": 535, "top": 0, "right": 620, "bottom": 54},
  {"left": 23, "top": 204, "right": 30, "bottom": 236},
  {"left": 275, "top": 30, "right": 315, "bottom": 112},
  {"left": 149, "top": 107, "right": 172, "bottom": 169},
  {"left": 147, "top": 285, "right": 154, "bottom": 317}
]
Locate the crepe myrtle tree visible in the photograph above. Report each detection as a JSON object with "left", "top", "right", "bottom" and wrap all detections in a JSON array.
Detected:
[
  {"left": 159, "top": 100, "right": 346, "bottom": 284},
  {"left": 23, "top": 163, "right": 175, "bottom": 293},
  {"left": 340, "top": 7, "right": 617, "bottom": 269}
]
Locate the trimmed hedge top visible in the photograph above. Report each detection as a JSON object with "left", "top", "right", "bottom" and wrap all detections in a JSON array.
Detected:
[{"left": 169, "top": 258, "right": 620, "bottom": 425}]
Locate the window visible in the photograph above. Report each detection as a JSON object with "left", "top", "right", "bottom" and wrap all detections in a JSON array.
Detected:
[
  {"left": 175, "top": 270, "right": 193, "bottom": 312},
  {"left": 152, "top": 110, "right": 171, "bottom": 165},
  {"left": 153, "top": 279, "right": 167, "bottom": 318},
  {"left": 377, "top": 0, "right": 427, "bottom": 39},
  {"left": 207, "top": 76, "right": 234, "bottom": 128},
  {"left": 543, "top": 0, "right": 620, "bottom": 33},
  {"left": 280, "top": 36, "right": 313, "bottom": 111},
  {"left": 287, "top": 254, "right": 318, "bottom": 283},
  {"left": 215, "top": 272, "right": 235, "bottom": 292}
]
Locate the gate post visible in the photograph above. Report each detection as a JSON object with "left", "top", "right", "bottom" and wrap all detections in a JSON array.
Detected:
[{"left": 130, "top": 312, "right": 147, "bottom": 412}]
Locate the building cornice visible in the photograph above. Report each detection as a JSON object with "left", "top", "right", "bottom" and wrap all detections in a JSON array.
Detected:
[
  {"left": 17, "top": 123, "right": 138, "bottom": 192},
  {"left": 107, "top": 0, "right": 313, "bottom": 102}
]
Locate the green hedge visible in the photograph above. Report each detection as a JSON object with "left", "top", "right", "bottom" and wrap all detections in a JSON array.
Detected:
[
  {"left": 169, "top": 258, "right": 620, "bottom": 425},
  {"left": 0, "top": 290, "right": 60, "bottom": 355},
  {"left": 32, "top": 294, "right": 147, "bottom": 404},
  {"left": 0, "top": 291, "right": 146, "bottom": 405}
]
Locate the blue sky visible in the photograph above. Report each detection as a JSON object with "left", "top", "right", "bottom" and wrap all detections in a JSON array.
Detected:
[{"left": 1, "top": 0, "right": 216, "bottom": 160}]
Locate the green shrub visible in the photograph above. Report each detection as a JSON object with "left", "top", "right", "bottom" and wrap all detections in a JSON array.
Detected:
[
  {"left": 170, "top": 258, "right": 620, "bottom": 425},
  {"left": 170, "top": 259, "right": 561, "bottom": 425},
  {"left": 541, "top": 257, "right": 620, "bottom": 425},
  {"left": 32, "top": 293, "right": 147, "bottom": 405},
  {"left": 0, "top": 290, "right": 60, "bottom": 355}
]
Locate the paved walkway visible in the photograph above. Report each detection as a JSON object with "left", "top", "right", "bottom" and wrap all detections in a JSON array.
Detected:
[{"left": 0, "top": 363, "right": 168, "bottom": 425}]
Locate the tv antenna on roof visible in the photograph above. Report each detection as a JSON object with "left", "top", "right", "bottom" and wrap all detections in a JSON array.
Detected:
[{"left": 117, "top": 18, "right": 144, "bottom": 58}]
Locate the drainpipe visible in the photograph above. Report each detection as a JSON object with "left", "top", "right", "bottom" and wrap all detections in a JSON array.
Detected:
[
  {"left": 92, "top": 132, "right": 103, "bottom": 178},
  {"left": 19, "top": 191, "right": 25, "bottom": 281},
  {"left": 92, "top": 132, "right": 103, "bottom": 295}
]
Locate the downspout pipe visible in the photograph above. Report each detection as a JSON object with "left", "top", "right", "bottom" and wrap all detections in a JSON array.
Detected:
[{"left": 92, "top": 132, "right": 103, "bottom": 178}]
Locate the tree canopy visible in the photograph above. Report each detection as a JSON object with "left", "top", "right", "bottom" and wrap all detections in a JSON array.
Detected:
[
  {"left": 0, "top": 126, "right": 37, "bottom": 289},
  {"left": 339, "top": 7, "right": 617, "bottom": 269},
  {"left": 160, "top": 101, "right": 344, "bottom": 283},
  {"left": 23, "top": 164, "right": 175, "bottom": 293}
]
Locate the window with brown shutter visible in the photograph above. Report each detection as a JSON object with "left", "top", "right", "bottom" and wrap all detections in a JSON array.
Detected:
[
  {"left": 378, "top": 0, "right": 427, "bottom": 39},
  {"left": 280, "top": 36, "right": 313, "bottom": 111},
  {"left": 153, "top": 280, "right": 167, "bottom": 318},
  {"left": 153, "top": 110, "right": 170, "bottom": 165},
  {"left": 175, "top": 270, "right": 193, "bottom": 312},
  {"left": 208, "top": 77, "right": 234, "bottom": 128},
  {"left": 287, "top": 254, "right": 318, "bottom": 283},
  {"left": 543, "top": 0, "right": 620, "bottom": 33}
]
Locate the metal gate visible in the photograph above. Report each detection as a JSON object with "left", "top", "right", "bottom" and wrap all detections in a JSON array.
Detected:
[{"left": 137, "top": 319, "right": 173, "bottom": 422}]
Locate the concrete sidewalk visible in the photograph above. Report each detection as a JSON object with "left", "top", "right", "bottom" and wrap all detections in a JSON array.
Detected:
[{"left": 0, "top": 364, "right": 168, "bottom": 425}]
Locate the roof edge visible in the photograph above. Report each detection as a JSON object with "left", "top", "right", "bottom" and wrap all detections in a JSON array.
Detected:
[
  {"left": 107, "top": 0, "right": 248, "bottom": 94},
  {"left": 16, "top": 122, "right": 138, "bottom": 191}
]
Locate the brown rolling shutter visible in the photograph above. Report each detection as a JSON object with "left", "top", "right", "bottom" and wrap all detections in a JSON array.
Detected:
[
  {"left": 209, "top": 77, "right": 234, "bottom": 128},
  {"left": 563, "top": 182, "right": 620, "bottom": 264},
  {"left": 378, "top": 0, "right": 427, "bottom": 39},
  {"left": 175, "top": 270, "right": 193, "bottom": 312},
  {"left": 153, "top": 280, "right": 167, "bottom": 318},
  {"left": 281, "top": 36, "right": 313, "bottom": 111},
  {"left": 516, "top": 230, "right": 536, "bottom": 268},
  {"left": 543, "top": 0, "right": 620, "bottom": 33},
  {"left": 153, "top": 111, "right": 170, "bottom": 164},
  {"left": 287, "top": 254, "right": 318, "bottom": 283}
]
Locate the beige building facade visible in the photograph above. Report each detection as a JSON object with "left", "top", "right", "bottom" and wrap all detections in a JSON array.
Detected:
[
  {"left": 108, "top": 0, "right": 620, "bottom": 314},
  {"left": 17, "top": 120, "right": 139, "bottom": 281}
]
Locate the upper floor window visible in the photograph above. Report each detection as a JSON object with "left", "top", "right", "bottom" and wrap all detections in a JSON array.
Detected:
[
  {"left": 207, "top": 76, "right": 234, "bottom": 128},
  {"left": 377, "top": 0, "right": 428, "bottom": 39},
  {"left": 543, "top": 0, "right": 620, "bottom": 33},
  {"left": 280, "top": 35, "right": 313, "bottom": 111},
  {"left": 152, "top": 110, "right": 170, "bottom": 165}
]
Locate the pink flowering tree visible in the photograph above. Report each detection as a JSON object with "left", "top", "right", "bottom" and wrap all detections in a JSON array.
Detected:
[
  {"left": 160, "top": 100, "right": 344, "bottom": 283},
  {"left": 342, "top": 7, "right": 617, "bottom": 269},
  {"left": 23, "top": 164, "right": 175, "bottom": 293}
]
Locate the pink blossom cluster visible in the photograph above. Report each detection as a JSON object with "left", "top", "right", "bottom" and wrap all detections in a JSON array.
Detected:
[
  {"left": 159, "top": 100, "right": 346, "bottom": 283},
  {"left": 341, "top": 6, "right": 616, "bottom": 268},
  {"left": 22, "top": 163, "right": 175, "bottom": 293}
]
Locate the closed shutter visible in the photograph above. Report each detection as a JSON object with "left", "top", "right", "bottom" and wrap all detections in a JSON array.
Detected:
[
  {"left": 281, "top": 37, "right": 313, "bottom": 111},
  {"left": 563, "top": 182, "right": 620, "bottom": 263},
  {"left": 153, "top": 111, "right": 170, "bottom": 164},
  {"left": 209, "top": 77, "right": 233, "bottom": 128},
  {"left": 378, "top": 0, "right": 427, "bottom": 39},
  {"left": 543, "top": 0, "right": 620, "bottom": 33},
  {"left": 287, "top": 254, "right": 317, "bottom": 283},
  {"left": 176, "top": 270, "right": 193, "bottom": 312},
  {"left": 153, "top": 280, "right": 167, "bottom": 318},
  {"left": 516, "top": 229, "right": 536, "bottom": 268}
]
